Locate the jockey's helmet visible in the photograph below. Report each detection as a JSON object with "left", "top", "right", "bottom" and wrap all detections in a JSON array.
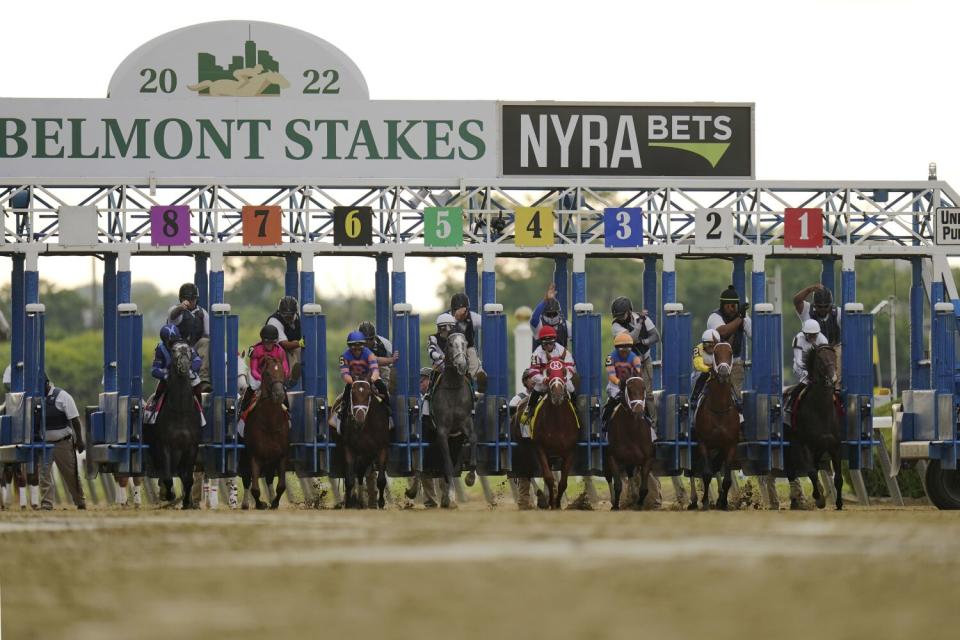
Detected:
[
  {"left": 260, "top": 324, "right": 279, "bottom": 341},
  {"left": 611, "top": 296, "right": 632, "bottom": 318},
  {"left": 436, "top": 312, "right": 456, "bottom": 329},
  {"left": 278, "top": 296, "right": 298, "bottom": 317},
  {"left": 347, "top": 330, "right": 366, "bottom": 346},
  {"left": 160, "top": 324, "right": 180, "bottom": 345},
  {"left": 614, "top": 333, "right": 633, "bottom": 348},
  {"left": 802, "top": 319, "right": 821, "bottom": 336},
  {"left": 450, "top": 292, "right": 470, "bottom": 311},
  {"left": 522, "top": 367, "right": 538, "bottom": 382},
  {"left": 178, "top": 282, "right": 199, "bottom": 302},
  {"left": 538, "top": 325, "right": 558, "bottom": 341},
  {"left": 542, "top": 298, "right": 561, "bottom": 324},
  {"left": 701, "top": 329, "right": 721, "bottom": 344},
  {"left": 358, "top": 321, "right": 377, "bottom": 338},
  {"left": 720, "top": 284, "right": 739, "bottom": 306},
  {"left": 419, "top": 367, "right": 433, "bottom": 378}
]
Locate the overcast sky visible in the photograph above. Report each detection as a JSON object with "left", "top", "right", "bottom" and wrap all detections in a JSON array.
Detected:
[{"left": 1, "top": 0, "right": 953, "bottom": 310}]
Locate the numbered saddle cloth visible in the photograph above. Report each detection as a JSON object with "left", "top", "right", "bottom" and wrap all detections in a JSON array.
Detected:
[{"left": 528, "top": 393, "right": 581, "bottom": 437}]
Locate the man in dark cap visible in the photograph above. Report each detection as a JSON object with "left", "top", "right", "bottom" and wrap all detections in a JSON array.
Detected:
[
  {"left": 706, "top": 284, "right": 751, "bottom": 394},
  {"left": 167, "top": 282, "right": 210, "bottom": 390},
  {"left": 449, "top": 292, "right": 486, "bottom": 390},
  {"left": 793, "top": 283, "right": 842, "bottom": 379},
  {"left": 530, "top": 282, "right": 569, "bottom": 349}
]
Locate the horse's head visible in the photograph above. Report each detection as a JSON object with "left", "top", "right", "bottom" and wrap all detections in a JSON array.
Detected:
[
  {"left": 265, "top": 72, "right": 290, "bottom": 89},
  {"left": 446, "top": 332, "right": 469, "bottom": 376},
  {"left": 812, "top": 344, "right": 838, "bottom": 387},
  {"left": 622, "top": 376, "right": 647, "bottom": 416},
  {"left": 350, "top": 380, "right": 373, "bottom": 425},
  {"left": 547, "top": 360, "right": 567, "bottom": 405},
  {"left": 171, "top": 342, "right": 193, "bottom": 377},
  {"left": 712, "top": 342, "right": 734, "bottom": 382},
  {"left": 260, "top": 355, "right": 287, "bottom": 404}
]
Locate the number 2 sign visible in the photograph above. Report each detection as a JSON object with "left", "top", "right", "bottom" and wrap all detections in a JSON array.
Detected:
[
  {"left": 784, "top": 208, "right": 824, "bottom": 248},
  {"left": 150, "top": 205, "right": 191, "bottom": 246},
  {"left": 695, "top": 207, "right": 733, "bottom": 246},
  {"left": 241, "top": 205, "right": 282, "bottom": 246}
]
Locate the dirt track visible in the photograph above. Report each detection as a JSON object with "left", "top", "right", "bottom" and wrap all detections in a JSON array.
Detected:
[{"left": 1, "top": 492, "right": 958, "bottom": 640}]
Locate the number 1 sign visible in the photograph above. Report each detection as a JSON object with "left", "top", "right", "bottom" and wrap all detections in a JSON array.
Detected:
[
  {"left": 784, "top": 208, "right": 824, "bottom": 248},
  {"left": 150, "top": 206, "right": 191, "bottom": 246}
]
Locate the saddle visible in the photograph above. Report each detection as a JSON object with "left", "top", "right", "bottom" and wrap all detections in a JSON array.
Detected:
[
  {"left": 144, "top": 392, "right": 206, "bottom": 427},
  {"left": 786, "top": 385, "right": 844, "bottom": 430},
  {"left": 526, "top": 392, "right": 581, "bottom": 437}
]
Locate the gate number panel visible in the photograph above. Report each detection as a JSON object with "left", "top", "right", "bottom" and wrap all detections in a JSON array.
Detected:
[{"left": 241, "top": 205, "right": 283, "bottom": 246}]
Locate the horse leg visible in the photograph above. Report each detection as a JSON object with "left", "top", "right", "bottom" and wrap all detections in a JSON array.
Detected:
[
  {"left": 270, "top": 458, "right": 286, "bottom": 510},
  {"left": 535, "top": 447, "right": 556, "bottom": 509},
  {"left": 557, "top": 453, "right": 573, "bottom": 509},
  {"left": 342, "top": 447, "right": 357, "bottom": 509},
  {"left": 605, "top": 454, "right": 621, "bottom": 511},
  {"left": 637, "top": 457, "right": 653, "bottom": 510},
  {"left": 437, "top": 432, "right": 457, "bottom": 507},
  {"left": 241, "top": 474, "right": 252, "bottom": 510},
  {"left": 830, "top": 449, "right": 844, "bottom": 510},
  {"left": 699, "top": 444, "right": 713, "bottom": 511},
  {"left": 809, "top": 469, "right": 825, "bottom": 509},
  {"left": 180, "top": 452, "right": 196, "bottom": 510},
  {"left": 717, "top": 448, "right": 736, "bottom": 511},
  {"left": 250, "top": 457, "right": 266, "bottom": 510},
  {"left": 376, "top": 448, "right": 388, "bottom": 510},
  {"left": 687, "top": 472, "right": 699, "bottom": 511}
]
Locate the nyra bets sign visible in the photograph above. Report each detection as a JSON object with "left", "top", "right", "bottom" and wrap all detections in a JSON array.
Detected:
[{"left": 0, "top": 21, "right": 754, "bottom": 184}]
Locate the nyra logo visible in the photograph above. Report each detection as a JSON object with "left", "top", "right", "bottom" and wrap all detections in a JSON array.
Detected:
[{"left": 647, "top": 114, "right": 733, "bottom": 168}]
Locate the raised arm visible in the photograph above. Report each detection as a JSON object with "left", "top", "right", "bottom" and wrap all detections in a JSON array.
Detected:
[{"left": 793, "top": 283, "right": 822, "bottom": 315}]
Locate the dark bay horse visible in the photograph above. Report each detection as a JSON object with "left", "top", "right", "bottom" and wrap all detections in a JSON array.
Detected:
[
  {"left": 340, "top": 379, "right": 391, "bottom": 508},
  {"left": 786, "top": 345, "right": 843, "bottom": 510},
  {"left": 531, "top": 360, "right": 579, "bottom": 509},
  {"left": 240, "top": 355, "right": 289, "bottom": 510},
  {"left": 152, "top": 342, "right": 201, "bottom": 508},
  {"left": 690, "top": 343, "right": 740, "bottom": 511},
  {"left": 604, "top": 376, "right": 655, "bottom": 510},
  {"left": 429, "top": 333, "right": 477, "bottom": 506}
]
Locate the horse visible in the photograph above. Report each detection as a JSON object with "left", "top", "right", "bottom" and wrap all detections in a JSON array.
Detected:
[
  {"left": 340, "top": 380, "right": 391, "bottom": 508},
  {"left": 689, "top": 342, "right": 740, "bottom": 511},
  {"left": 187, "top": 65, "right": 291, "bottom": 96},
  {"left": 530, "top": 360, "right": 580, "bottom": 509},
  {"left": 604, "top": 376, "right": 655, "bottom": 510},
  {"left": 240, "top": 355, "right": 290, "bottom": 510},
  {"left": 786, "top": 344, "right": 843, "bottom": 510},
  {"left": 151, "top": 341, "right": 202, "bottom": 508},
  {"left": 428, "top": 333, "right": 478, "bottom": 506}
]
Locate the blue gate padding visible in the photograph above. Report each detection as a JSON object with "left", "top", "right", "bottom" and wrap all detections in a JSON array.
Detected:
[
  {"left": 740, "top": 304, "right": 784, "bottom": 474},
  {"left": 478, "top": 304, "right": 510, "bottom": 474},
  {"left": 657, "top": 304, "right": 693, "bottom": 473},
  {"left": 291, "top": 303, "right": 330, "bottom": 476},
  {"left": 572, "top": 304, "right": 602, "bottom": 475},
  {"left": 841, "top": 304, "right": 876, "bottom": 470},
  {"left": 0, "top": 303, "right": 51, "bottom": 466},
  {"left": 202, "top": 304, "right": 241, "bottom": 476}
]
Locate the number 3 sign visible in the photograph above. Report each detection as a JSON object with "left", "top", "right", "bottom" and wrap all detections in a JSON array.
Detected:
[
  {"left": 150, "top": 206, "right": 191, "bottom": 246},
  {"left": 604, "top": 207, "right": 644, "bottom": 247},
  {"left": 783, "top": 208, "right": 823, "bottom": 248},
  {"left": 695, "top": 207, "right": 733, "bottom": 246}
]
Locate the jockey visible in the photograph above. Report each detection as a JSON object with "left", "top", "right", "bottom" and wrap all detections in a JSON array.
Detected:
[
  {"left": 359, "top": 321, "right": 399, "bottom": 386},
  {"left": 508, "top": 368, "right": 538, "bottom": 419},
  {"left": 167, "top": 282, "right": 211, "bottom": 389},
  {"left": 330, "top": 331, "right": 390, "bottom": 430},
  {"left": 428, "top": 312, "right": 457, "bottom": 368},
  {"left": 266, "top": 296, "right": 303, "bottom": 382},
  {"left": 611, "top": 296, "right": 659, "bottom": 406},
  {"left": 793, "top": 319, "right": 829, "bottom": 385},
  {"left": 600, "top": 333, "right": 644, "bottom": 428},
  {"left": 690, "top": 328, "right": 744, "bottom": 423},
  {"left": 706, "top": 284, "right": 751, "bottom": 395},
  {"left": 449, "top": 293, "right": 486, "bottom": 388},
  {"left": 237, "top": 325, "right": 291, "bottom": 432},
  {"left": 519, "top": 325, "right": 576, "bottom": 426},
  {"left": 530, "top": 282, "right": 569, "bottom": 348},
  {"left": 150, "top": 324, "right": 203, "bottom": 406}
]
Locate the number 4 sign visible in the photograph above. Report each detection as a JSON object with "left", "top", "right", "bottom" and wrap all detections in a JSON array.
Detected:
[{"left": 784, "top": 208, "right": 824, "bottom": 248}]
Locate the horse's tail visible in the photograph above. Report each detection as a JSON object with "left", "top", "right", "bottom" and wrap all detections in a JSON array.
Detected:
[{"left": 186, "top": 81, "right": 211, "bottom": 92}]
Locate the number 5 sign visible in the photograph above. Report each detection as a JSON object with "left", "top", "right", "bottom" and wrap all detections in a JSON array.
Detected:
[
  {"left": 241, "top": 205, "right": 282, "bottom": 245},
  {"left": 695, "top": 207, "right": 733, "bottom": 246},
  {"left": 333, "top": 206, "right": 373, "bottom": 246},
  {"left": 783, "top": 208, "right": 823, "bottom": 248},
  {"left": 424, "top": 207, "right": 463, "bottom": 247}
]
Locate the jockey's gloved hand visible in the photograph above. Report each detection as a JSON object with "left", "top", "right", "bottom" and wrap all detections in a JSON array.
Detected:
[
  {"left": 739, "top": 303, "right": 750, "bottom": 318},
  {"left": 298, "top": 338, "right": 305, "bottom": 348}
]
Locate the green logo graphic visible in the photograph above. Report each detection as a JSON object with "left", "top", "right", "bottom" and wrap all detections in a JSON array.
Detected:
[
  {"left": 187, "top": 31, "right": 289, "bottom": 97},
  {"left": 648, "top": 142, "right": 731, "bottom": 168}
]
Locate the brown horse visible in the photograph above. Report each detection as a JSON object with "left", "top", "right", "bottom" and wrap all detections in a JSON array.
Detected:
[
  {"left": 340, "top": 380, "right": 391, "bottom": 509},
  {"left": 240, "top": 355, "right": 289, "bottom": 510},
  {"left": 689, "top": 342, "right": 741, "bottom": 511},
  {"left": 531, "top": 360, "right": 580, "bottom": 509},
  {"left": 604, "top": 375, "right": 655, "bottom": 510}
]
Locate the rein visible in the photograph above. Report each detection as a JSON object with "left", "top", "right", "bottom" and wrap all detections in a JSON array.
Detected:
[{"left": 623, "top": 376, "right": 646, "bottom": 412}]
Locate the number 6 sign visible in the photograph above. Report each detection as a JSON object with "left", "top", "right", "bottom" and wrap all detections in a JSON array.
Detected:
[
  {"left": 424, "top": 207, "right": 463, "bottom": 247},
  {"left": 784, "top": 208, "right": 824, "bottom": 248},
  {"left": 150, "top": 205, "right": 191, "bottom": 246},
  {"left": 333, "top": 206, "right": 373, "bottom": 246},
  {"left": 695, "top": 207, "right": 733, "bottom": 246}
]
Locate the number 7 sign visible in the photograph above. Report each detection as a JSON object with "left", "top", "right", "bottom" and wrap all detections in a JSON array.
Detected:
[
  {"left": 241, "top": 205, "right": 282, "bottom": 246},
  {"left": 784, "top": 208, "right": 823, "bottom": 248}
]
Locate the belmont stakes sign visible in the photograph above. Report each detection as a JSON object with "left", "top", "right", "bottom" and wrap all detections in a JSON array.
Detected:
[{"left": 0, "top": 21, "right": 754, "bottom": 183}]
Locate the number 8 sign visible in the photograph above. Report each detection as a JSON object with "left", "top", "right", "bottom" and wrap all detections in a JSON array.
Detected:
[
  {"left": 604, "top": 207, "right": 643, "bottom": 247},
  {"left": 150, "top": 205, "right": 191, "bottom": 246},
  {"left": 424, "top": 207, "right": 463, "bottom": 247}
]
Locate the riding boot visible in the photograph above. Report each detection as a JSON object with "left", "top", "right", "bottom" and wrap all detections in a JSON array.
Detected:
[
  {"left": 521, "top": 390, "right": 542, "bottom": 425},
  {"left": 193, "top": 384, "right": 203, "bottom": 407},
  {"left": 600, "top": 396, "right": 618, "bottom": 431}
]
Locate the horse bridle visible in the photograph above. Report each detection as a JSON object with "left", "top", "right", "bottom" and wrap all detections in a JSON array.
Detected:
[
  {"left": 623, "top": 376, "right": 646, "bottom": 413},
  {"left": 351, "top": 380, "right": 371, "bottom": 420}
]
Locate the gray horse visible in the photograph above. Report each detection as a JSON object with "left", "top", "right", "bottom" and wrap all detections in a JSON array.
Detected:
[{"left": 429, "top": 332, "right": 478, "bottom": 505}]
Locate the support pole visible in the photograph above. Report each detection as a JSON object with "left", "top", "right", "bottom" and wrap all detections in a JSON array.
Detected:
[
  {"left": 11, "top": 255, "right": 24, "bottom": 392},
  {"left": 194, "top": 254, "right": 209, "bottom": 310},
  {"left": 841, "top": 254, "right": 856, "bottom": 308},
  {"left": 732, "top": 256, "right": 746, "bottom": 302},
  {"left": 103, "top": 254, "right": 117, "bottom": 394},
  {"left": 553, "top": 256, "right": 569, "bottom": 323},
  {"left": 661, "top": 252, "right": 677, "bottom": 305},
  {"left": 299, "top": 253, "right": 315, "bottom": 305},
  {"left": 571, "top": 253, "right": 586, "bottom": 308},
  {"left": 209, "top": 252, "right": 225, "bottom": 305},
  {"left": 482, "top": 252, "right": 496, "bottom": 307},
  {"left": 910, "top": 257, "right": 929, "bottom": 389},
  {"left": 391, "top": 253, "right": 407, "bottom": 341},
  {"left": 644, "top": 256, "right": 660, "bottom": 390},
  {"left": 465, "top": 255, "right": 479, "bottom": 311},
  {"left": 821, "top": 257, "right": 836, "bottom": 296},
  {"left": 375, "top": 255, "right": 390, "bottom": 338},
  {"left": 285, "top": 254, "right": 299, "bottom": 299}
]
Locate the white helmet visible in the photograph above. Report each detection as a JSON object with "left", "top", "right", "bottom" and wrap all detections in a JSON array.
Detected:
[
  {"left": 436, "top": 312, "right": 456, "bottom": 328},
  {"left": 802, "top": 319, "right": 821, "bottom": 335},
  {"left": 701, "top": 329, "right": 721, "bottom": 343}
]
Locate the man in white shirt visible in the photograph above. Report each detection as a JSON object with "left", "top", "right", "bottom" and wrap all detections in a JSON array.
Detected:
[
  {"left": 39, "top": 377, "right": 86, "bottom": 510},
  {"left": 706, "top": 284, "right": 751, "bottom": 395}
]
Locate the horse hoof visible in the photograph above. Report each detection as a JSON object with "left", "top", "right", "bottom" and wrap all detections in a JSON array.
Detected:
[
  {"left": 241, "top": 503, "right": 249, "bottom": 511},
  {"left": 611, "top": 504, "right": 620, "bottom": 511},
  {"left": 255, "top": 501, "right": 268, "bottom": 510},
  {"left": 536, "top": 491, "right": 548, "bottom": 510},
  {"left": 378, "top": 498, "right": 386, "bottom": 509},
  {"left": 835, "top": 503, "right": 843, "bottom": 511},
  {"left": 404, "top": 486, "right": 418, "bottom": 500},
  {"left": 270, "top": 500, "right": 280, "bottom": 510},
  {"left": 790, "top": 499, "right": 801, "bottom": 511},
  {"left": 423, "top": 499, "right": 438, "bottom": 509},
  {"left": 687, "top": 502, "right": 698, "bottom": 511},
  {"left": 816, "top": 497, "right": 826, "bottom": 509},
  {"left": 465, "top": 470, "right": 477, "bottom": 487}
]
